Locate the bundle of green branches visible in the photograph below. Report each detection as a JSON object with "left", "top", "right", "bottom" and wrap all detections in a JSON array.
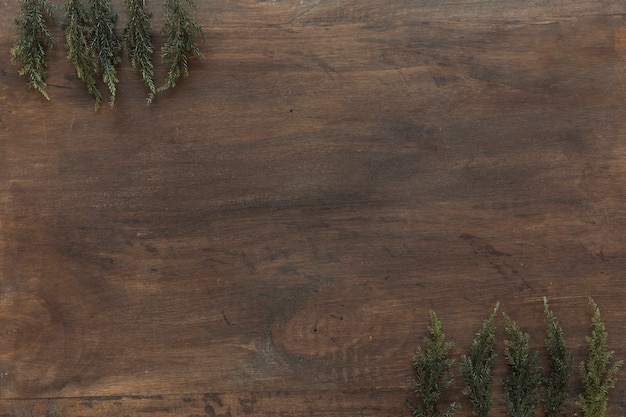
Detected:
[
  {"left": 13, "top": 0, "right": 204, "bottom": 107},
  {"left": 407, "top": 310, "right": 459, "bottom": 417},
  {"left": 10, "top": 0, "right": 55, "bottom": 100},
  {"left": 410, "top": 300, "right": 621, "bottom": 417}
]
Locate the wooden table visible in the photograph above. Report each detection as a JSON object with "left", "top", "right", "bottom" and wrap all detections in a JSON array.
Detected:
[{"left": 1, "top": 1, "right": 625, "bottom": 415}]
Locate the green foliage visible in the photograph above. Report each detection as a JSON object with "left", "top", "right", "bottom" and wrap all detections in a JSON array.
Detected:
[
  {"left": 10, "top": 0, "right": 55, "bottom": 100},
  {"left": 407, "top": 310, "right": 460, "bottom": 417},
  {"left": 542, "top": 297, "right": 573, "bottom": 417},
  {"left": 63, "top": 0, "right": 102, "bottom": 109},
  {"left": 460, "top": 302, "right": 499, "bottom": 417},
  {"left": 502, "top": 314, "right": 543, "bottom": 417},
  {"left": 123, "top": 0, "right": 156, "bottom": 104},
  {"left": 576, "top": 298, "right": 623, "bottom": 417},
  {"left": 89, "top": 0, "right": 122, "bottom": 107},
  {"left": 159, "top": 0, "right": 205, "bottom": 92}
]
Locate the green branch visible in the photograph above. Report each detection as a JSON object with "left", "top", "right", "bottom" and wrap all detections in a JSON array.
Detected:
[
  {"left": 123, "top": 0, "right": 156, "bottom": 104},
  {"left": 407, "top": 310, "right": 460, "bottom": 417},
  {"left": 542, "top": 297, "right": 573, "bottom": 417},
  {"left": 11, "top": 0, "right": 55, "bottom": 100},
  {"left": 159, "top": 0, "right": 205, "bottom": 92},
  {"left": 64, "top": 0, "right": 102, "bottom": 109},
  {"left": 460, "top": 302, "right": 499, "bottom": 417},
  {"left": 89, "top": 0, "right": 122, "bottom": 107},
  {"left": 577, "top": 298, "right": 623, "bottom": 417},
  {"left": 502, "top": 314, "right": 543, "bottom": 417}
]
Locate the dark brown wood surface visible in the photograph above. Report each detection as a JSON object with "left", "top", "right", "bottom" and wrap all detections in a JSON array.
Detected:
[{"left": 1, "top": 1, "right": 626, "bottom": 415}]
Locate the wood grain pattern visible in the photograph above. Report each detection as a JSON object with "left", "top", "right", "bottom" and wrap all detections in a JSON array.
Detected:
[{"left": 1, "top": 0, "right": 626, "bottom": 415}]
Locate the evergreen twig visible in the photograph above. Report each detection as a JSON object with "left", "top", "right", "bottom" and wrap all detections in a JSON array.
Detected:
[
  {"left": 159, "top": 0, "right": 205, "bottom": 92},
  {"left": 576, "top": 298, "right": 623, "bottom": 417},
  {"left": 64, "top": 0, "right": 102, "bottom": 109},
  {"left": 542, "top": 297, "right": 573, "bottom": 417},
  {"left": 502, "top": 314, "right": 543, "bottom": 417},
  {"left": 10, "top": 0, "right": 55, "bottom": 100},
  {"left": 89, "top": 0, "right": 122, "bottom": 107},
  {"left": 460, "top": 302, "right": 499, "bottom": 417},
  {"left": 407, "top": 310, "right": 460, "bottom": 417},
  {"left": 123, "top": 0, "right": 156, "bottom": 103}
]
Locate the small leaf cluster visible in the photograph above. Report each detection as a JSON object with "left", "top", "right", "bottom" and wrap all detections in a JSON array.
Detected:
[{"left": 10, "top": 0, "right": 56, "bottom": 100}]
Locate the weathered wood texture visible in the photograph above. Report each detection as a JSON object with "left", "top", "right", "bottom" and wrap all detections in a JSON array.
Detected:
[{"left": 1, "top": 0, "right": 626, "bottom": 415}]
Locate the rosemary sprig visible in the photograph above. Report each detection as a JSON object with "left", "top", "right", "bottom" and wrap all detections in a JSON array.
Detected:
[
  {"left": 502, "top": 314, "right": 543, "bottom": 417},
  {"left": 407, "top": 310, "right": 460, "bottom": 417},
  {"left": 159, "top": 0, "right": 205, "bottom": 92},
  {"left": 576, "top": 298, "right": 623, "bottom": 417},
  {"left": 460, "top": 302, "right": 499, "bottom": 417},
  {"left": 542, "top": 297, "right": 573, "bottom": 417},
  {"left": 123, "top": 0, "right": 156, "bottom": 103},
  {"left": 10, "top": 0, "right": 55, "bottom": 100},
  {"left": 64, "top": 0, "right": 103, "bottom": 109},
  {"left": 89, "top": 0, "right": 122, "bottom": 107}
]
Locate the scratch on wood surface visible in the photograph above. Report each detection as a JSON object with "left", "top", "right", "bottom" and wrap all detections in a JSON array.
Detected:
[{"left": 286, "top": 0, "right": 322, "bottom": 24}]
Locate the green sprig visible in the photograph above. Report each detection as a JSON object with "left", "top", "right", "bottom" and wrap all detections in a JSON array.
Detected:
[
  {"left": 89, "top": 0, "right": 122, "bottom": 107},
  {"left": 123, "top": 0, "right": 156, "bottom": 103},
  {"left": 502, "top": 314, "right": 543, "bottom": 417},
  {"left": 10, "top": 0, "right": 55, "bottom": 100},
  {"left": 542, "top": 297, "right": 573, "bottom": 417},
  {"left": 407, "top": 310, "right": 460, "bottom": 417},
  {"left": 460, "top": 302, "right": 499, "bottom": 417},
  {"left": 64, "top": 0, "right": 102, "bottom": 109},
  {"left": 577, "top": 298, "right": 623, "bottom": 417},
  {"left": 159, "top": 0, "right": 205, "bottom": 92}
]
